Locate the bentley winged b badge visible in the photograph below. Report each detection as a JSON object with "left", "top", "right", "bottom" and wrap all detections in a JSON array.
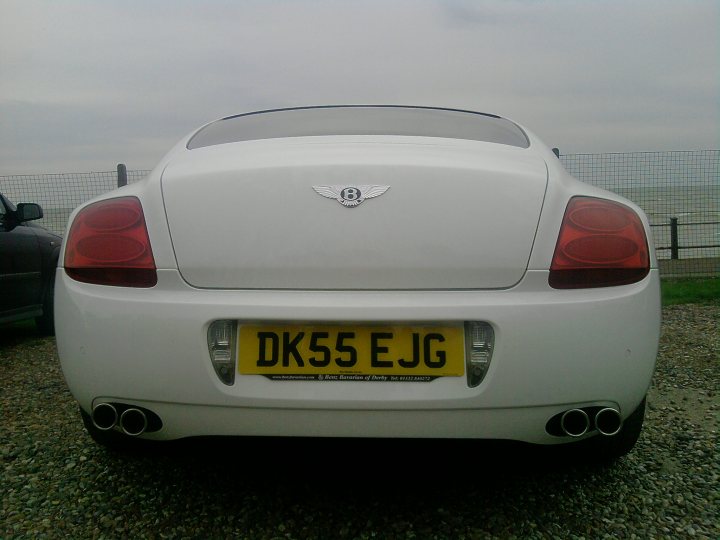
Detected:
[{"left": 312, "top": 185, "right": 390, "bottom": 208}]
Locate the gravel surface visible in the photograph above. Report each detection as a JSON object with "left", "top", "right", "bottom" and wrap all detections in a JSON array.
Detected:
[{"left": 2, "top": 305, "right": 718, "bottom": 539}]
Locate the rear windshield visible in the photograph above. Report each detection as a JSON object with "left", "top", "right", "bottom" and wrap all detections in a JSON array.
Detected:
[{"left": 187, "top": 106, "right": 529, "bottom": 149}]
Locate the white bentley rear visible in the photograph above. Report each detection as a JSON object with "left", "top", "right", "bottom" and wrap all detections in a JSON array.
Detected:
[{"left": 56, "top": 106, "right": 660, "bottom": 460}]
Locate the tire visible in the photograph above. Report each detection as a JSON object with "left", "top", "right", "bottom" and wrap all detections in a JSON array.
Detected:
[
  {"left": 35, "top": 268, "right": 55, "bottom": 335},
  {"left": 575, "top": 397, "right": 646, "bottom": 463}
]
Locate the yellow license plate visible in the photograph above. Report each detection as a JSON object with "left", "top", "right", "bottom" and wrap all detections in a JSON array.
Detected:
[{"left": 238, "top": 324, "right": 465, "bottom": 382}]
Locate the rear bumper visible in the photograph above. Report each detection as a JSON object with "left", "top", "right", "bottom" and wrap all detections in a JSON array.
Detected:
[
  {"left": 87, "top": 400, "right": 617, "bottom": 444},
  {"left": 56, "top": 268, "right": 661, "bottom": 444}
]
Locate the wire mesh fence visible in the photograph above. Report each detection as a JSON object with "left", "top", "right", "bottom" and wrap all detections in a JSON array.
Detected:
[
  {"left": 0, "top": 169, "right": 151, "bottom": 237},
  {"left": 1, "top": 151, "right": 718, "bottom": 278},
  {"left": 560, "top": 150, "right": 719, "bottom": 278}
]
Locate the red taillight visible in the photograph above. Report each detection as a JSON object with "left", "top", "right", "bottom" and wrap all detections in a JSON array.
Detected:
[
  {"left": 64, "top": 197, "right": 157, "bottom": 287},
  {"left": 549, "top": 197, "right": 649, "bottom": 289}
]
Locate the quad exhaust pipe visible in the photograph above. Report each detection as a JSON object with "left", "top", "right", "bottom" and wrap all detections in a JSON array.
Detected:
[
  {"left": 595, "top": 407, "right": 622, "bottom": 436},
  {"left": 91, "top": 403, "right": 150, "bottom": 436},
  {"left": 553, "top": 407, "right": 623, "bottom": 437},
  {"left": 560, "top": 408, "right": 590, "bottom": 437},
  {"left": 91, "top": 403, "right": 118, "bottom": 431},
  {"left": 119, "top": 408, "right": 148, "bottom": 436}
]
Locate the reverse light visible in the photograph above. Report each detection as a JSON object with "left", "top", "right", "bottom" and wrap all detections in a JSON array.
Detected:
[
  {"left": 207, "top": 320, "right": 237, "bottom": 385},
  {"left": 64, "top": 197, "right": 157, "bottom": 287},
  {"left": 549, "top": 197, "right": 650, "bottom": 289},
  {"left": 464, "top": 321, "right": 494, "bottom": 388}
]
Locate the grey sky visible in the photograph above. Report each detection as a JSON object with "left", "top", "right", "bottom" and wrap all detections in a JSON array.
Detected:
[{"left": 1, "top": 0, "right": 718, "bottom": 174}]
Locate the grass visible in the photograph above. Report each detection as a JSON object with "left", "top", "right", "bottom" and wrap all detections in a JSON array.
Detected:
[{"left": 661, "top": 277, "right": 720, "bottom": 306}]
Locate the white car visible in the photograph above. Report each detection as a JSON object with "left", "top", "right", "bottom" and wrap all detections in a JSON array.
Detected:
[{"left": 56, "top": 106, "right": 660, "bottom": 460}]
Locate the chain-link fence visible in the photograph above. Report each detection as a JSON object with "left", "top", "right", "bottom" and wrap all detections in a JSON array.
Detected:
[
  {"left": 0, "top": 168, "right": 150, "bottom": 237},
  {"left": 561, "top": 150, "right": 719, "bottom": 278},
  {"left": 1, "top": 151, "right": 718, "bottom": 278}
]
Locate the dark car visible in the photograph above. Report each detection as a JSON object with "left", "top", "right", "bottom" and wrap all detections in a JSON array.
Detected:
[{"left": 0, "top": 193, "right": 61, "bottom": 334}]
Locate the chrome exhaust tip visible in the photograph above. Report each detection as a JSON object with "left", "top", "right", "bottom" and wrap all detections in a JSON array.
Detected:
[
  {"left": 595, "top": 407, "right": 622, "bottom": 436},
  {"left": 119, "top": 408, "right": 148, "bottom": 436},
  {"left": 560, "top": 408, "right": 590, "bottom": 437},
  {"left": 91, "top": 403, "right": 118, "bottom": 431}
]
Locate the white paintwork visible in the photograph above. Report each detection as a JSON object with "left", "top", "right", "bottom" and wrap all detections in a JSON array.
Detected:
[
  {"left": 55, "top": 111, "right": 661, "bottom": 444},
  {"left": 161, "top": 138, "right": 547, "bottom": 289}
]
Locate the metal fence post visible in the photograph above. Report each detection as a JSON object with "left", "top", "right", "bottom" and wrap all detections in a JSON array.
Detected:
[
  {"left": 670, "top": 217, "right": 679, "bottom": 260},
  {"left": 117, "top": 163, "right": 128, "bottom": 187}
]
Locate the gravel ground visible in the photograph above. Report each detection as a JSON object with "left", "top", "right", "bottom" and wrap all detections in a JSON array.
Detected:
[{"left": 1, "top": 305, "right": 718, "bottom": 539}]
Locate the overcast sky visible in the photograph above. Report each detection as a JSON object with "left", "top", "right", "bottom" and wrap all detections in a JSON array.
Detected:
[{"left": 1, "top": 0, "right": 718, "bottom": 175}]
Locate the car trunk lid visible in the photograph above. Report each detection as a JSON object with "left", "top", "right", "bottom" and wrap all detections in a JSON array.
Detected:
[{"left": 161, "top": 138, "right": 547, "bottom": 289}]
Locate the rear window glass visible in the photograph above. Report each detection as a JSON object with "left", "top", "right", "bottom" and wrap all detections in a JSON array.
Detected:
[{"left": 187, "top": 106, "right": 529, "bottom": 149}]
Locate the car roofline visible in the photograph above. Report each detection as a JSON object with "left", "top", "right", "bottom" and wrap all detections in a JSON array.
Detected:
[{"left": 219, "top": 104, "right": 504, "bottom": 122}]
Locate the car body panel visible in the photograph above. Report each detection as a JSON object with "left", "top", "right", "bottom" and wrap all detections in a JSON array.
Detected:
[
  {"left": 161, "top": 138, "right": 548, "bottom": 290},
  {"left": 56, "top": 267, "right": 660, "bottom": 443},
  {"left": 0, "top": 224, "right": 42, "bottom": 315},
  {"left": 0, "top": 194, "right": 60, "bottom": 324},
  {"left": 55, "top": 107, "right": 661, "bottom": 446}
]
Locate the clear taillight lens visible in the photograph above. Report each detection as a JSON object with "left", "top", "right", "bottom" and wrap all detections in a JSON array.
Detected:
[
  {"left": 208, "top": 320, "right": 237, "bottom": 385},
  {"left": 464, "top": 321, "right": 494, "bottom": 388},
  {"left": 549, "top": 197, "right": 650, "bottom": 289},
  {"left": 64, "top": 197, "right": 157, "bottom": 287}
]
